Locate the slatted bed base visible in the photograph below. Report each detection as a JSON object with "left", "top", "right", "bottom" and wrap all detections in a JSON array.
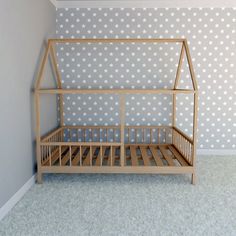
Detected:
[{"left": 41, "top": 144, "right": 191, "bottom": 170}]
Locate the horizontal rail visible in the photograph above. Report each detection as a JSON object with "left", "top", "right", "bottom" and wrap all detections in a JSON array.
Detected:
[
  {"left": 63, "top": 125, "right": 121, "bottom": 129},
  {"left": 41, "top": 166, "right": 194, "bottom": 174},
  {"left": 36, "top": 89, "right": 195, "bottom": 95},
  {"left": 40, "top": 142, "right": 122, "bottom": 146},
  {"left": 49, "top": 38, "right": 185, "bottom": 44},
  {"left": 62, "top": 125, "right": 171, "bottom": 129},
  {"left": 173, "top": 126, "right": 193, "bottom": 144}
]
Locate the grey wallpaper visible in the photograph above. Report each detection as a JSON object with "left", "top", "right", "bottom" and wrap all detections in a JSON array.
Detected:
[{"left": 56, "top": 8, "right": 236, "bottom": 149}]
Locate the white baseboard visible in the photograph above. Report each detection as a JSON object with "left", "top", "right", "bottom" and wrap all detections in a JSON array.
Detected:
[
  {"left": 0, "top": 175, "right": 36, "bottom": 221},
  {"left": 197, "top": 149, "right": 236, "bottom": 155}
]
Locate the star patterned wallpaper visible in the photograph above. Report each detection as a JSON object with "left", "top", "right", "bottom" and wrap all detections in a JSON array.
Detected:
[{"left": 55, "top": 8, "right": 236, "bottom": 149}]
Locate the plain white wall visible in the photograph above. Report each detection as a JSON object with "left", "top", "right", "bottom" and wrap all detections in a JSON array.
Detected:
[{"left": 0, "top": 0, "right": 57, "bottom": 208}]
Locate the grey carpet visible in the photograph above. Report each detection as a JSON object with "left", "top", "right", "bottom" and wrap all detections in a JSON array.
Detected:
[{"left": 0, "top": 156, "right": 236, "bottom": 236}]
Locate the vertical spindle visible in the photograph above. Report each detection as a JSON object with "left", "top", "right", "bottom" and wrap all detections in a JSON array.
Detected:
[
  {"left": 100, "top": 146, "right": 103, "bottom": 166},
  {"left": 111, "top": 146, "right": 113, "bottom": 166},
  {"left": 69, "top": 146, "right": 72, "bottom": 166},
  {"left": 80, "top": 146, "right": 82, "bottom": 166},
  {"left": 113, "top": 128, "right": 115, "bottom": 142},
  {"left": 49, "top": 146, "right": 52, "bottom": 166},
  {"left": 142, "top": 128, "right": 145, "bottom": 143},
  {"left": 90, "top": 145, "right": 92, "bottom": 166},
  {"left": 59, "top": 145, "right": 62, "bottom": 166},
  {"left": 83, "top": 129, "right": 85, "bottom": 142},
  {"left": 150, "top": 129, "right": 152, "bottom": 144}
]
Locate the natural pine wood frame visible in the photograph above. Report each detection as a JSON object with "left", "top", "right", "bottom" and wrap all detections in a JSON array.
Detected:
[{"left": 35, "top": 38, "right": 198, "bottom": 184}]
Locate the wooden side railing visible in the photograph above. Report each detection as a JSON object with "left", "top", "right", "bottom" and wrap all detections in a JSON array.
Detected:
[
  {"left": 125, "top": 126, "right": 172, "bottom": 144},
  {"left": 40, "top": 143, "right": 121, "bottom": 167},
  {"left": 40, "top": 126, "right": 175, "bottom": 167},
  {"left": 40, "top": 126, "right": 194, "bottom": 167},
  {"left": 41, "top": 127, "right": 63, "bottom": 142},
  {"left": 62, "top": 126, "right": 120, "bottom": 143},
  {"left": 42, "top": 126, "right": 173, "bottom": 144},
  {"left": 172, "top": 127, "right": 193, "bottom": 165}
]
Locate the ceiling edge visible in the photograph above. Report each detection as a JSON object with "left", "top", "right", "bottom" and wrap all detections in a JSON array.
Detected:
[{"left": 51, "top": 0, "right": 236, "bottom": 9}]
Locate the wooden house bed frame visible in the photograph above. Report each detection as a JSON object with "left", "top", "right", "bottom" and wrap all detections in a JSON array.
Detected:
[{"left": 35, "top": 38, "right": 198, "bottom": 184}]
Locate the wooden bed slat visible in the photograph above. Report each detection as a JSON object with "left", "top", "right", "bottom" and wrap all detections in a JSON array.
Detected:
[
  {"left": 43, "top": 146, "right": 68, "bottom": 166},
  {"left": 113, "top": 147, "right": 119, "bottom": 166},
  {"left": 107, "top": 147, "right": 116, "bottom": 166},
  {"left": 130, "top": 146, "right": 139, "bottom": 166},
  {"left": 149, "top": 146, "right": 164, "bottom": 166},
  {"left": 91, "top": 146, "right": 99, "bottom": 165},
  {"left": 42, "top": 144, "right": 189, "bottom": 168},
  {"left": 95, "top": 146, "right": 107, "bottom": 166},
  {"left": 72, "top": 147, "right": 86, "bottom": 166},
  {"left": 159, "top": 146, "right": 175, "bottom": 166},
  {"left": 139, "top": 146, "right": 151, "bottom": 166},
  {"left": 83, "top": 147, "right": 92, "bottom": 166},
  {"left": 168, "top": 145, "right": 189, "bottom": 166},
  {"left": 43, "top": 147, "right": 59, "bottom": 166},
  {"left": 61, "top": 147, "right": 77, "bottom": 166},
  {"left": 58, "top": 146, "right": 69, "bottom": 166}
]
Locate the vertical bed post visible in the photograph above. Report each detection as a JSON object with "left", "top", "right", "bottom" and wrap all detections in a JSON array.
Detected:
[
  {"left": 49, "top": 41, "right": 64, "bottom": 127},
  {"left": 183, "top": 39, "right": 198, "bottom": 184},
  {"left": 120, "top": 95, "right": 125, "bottom": 166},
  {"left": 35, "top": 92, "right": 42, "bottom": 183},
  {"left": 192, "top": 92, "right": 198, "bottom": 184},
  {"left": 173, "top": 43, "right": 185, "bottom": 144},
  {"left": 35, "top": 40, "right": 51, "bottom": 183}
]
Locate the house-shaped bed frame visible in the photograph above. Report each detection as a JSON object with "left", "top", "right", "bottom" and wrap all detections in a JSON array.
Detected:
[{"left": 35, "top": 38, "right": 198, "bottom": 184}]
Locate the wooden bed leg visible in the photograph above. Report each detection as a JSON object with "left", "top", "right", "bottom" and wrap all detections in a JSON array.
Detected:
[
  {"left": 191, "top": 172, "right": 196, "bottom": 185},
  {"left": 37, "top": 171, "right": 43, "bottom": 184}
]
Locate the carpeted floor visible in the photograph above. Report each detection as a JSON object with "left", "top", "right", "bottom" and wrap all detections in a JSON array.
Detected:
[{"left": 0, "top": 156, "right": 236, "bottom": 236}]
